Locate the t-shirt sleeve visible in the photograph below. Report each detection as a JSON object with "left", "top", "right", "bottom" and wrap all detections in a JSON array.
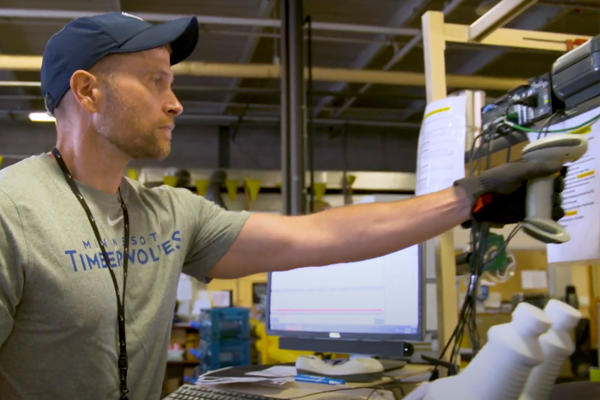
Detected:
[
  {"left": 169, "top": 188, "right": 250, "bottom": 279},
  {"left": 0, "top": 190, "right": 26, "bottom": 348}
]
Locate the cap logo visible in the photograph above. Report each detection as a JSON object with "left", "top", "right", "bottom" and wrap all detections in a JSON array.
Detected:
[{"left": 121, "top": 12, "right": 144, "bottom": 21}]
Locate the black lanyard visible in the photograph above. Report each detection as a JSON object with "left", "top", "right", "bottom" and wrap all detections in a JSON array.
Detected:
[{"left": 52, "top": 148, "right": 130, "bottom": 400}]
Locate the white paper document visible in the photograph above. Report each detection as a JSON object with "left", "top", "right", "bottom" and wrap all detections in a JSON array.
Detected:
[
  {"left": 195, "top": 366, "right": 295, "bottom": 386},
  {"left": 415, "top": 95, "right": 467, "bottom": 196},
  {"left": 246, "top": 366, "right": 297, "bottom": 378},
  {"left": 521, "top": 270, "right": 548, "bottom": 290},
  {"left": 176, "top": 274, "right": 193, "bottom": 301},
  {"left": 209, "top": 290, "right": 231, "bottom": 307},
  {"left": 528, "top": 107, "right": 600, "bottom": 264}
]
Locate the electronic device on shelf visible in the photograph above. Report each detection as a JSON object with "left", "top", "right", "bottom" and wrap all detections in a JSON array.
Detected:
[
  {"left": 552, "top": 34, "right": 600, "bottom": 109},
  {"left": 481, "top": 73, "right": 556, "bottom": 131}
]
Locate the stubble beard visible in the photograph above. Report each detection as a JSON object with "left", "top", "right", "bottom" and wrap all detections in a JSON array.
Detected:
[{"left": 98, "top": 89, "right": 171, "bottom": 160}]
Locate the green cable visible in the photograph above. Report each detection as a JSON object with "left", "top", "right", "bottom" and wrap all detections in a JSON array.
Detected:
[{"left": 502, "top": 112, "right": 600, "bottom": 134}]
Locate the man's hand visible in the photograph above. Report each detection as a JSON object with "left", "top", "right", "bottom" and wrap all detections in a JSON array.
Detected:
[{"left": 454, "top": 160, "right": 566, "bottom": 226}]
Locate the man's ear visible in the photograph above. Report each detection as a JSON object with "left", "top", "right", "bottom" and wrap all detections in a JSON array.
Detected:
[{"left": 69, "top": 70, "right": 101, "bottom": 113}]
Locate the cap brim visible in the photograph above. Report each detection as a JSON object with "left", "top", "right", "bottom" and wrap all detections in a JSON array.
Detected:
[{"left": 118, "top": 16, "right": 198, "bottom": 65}]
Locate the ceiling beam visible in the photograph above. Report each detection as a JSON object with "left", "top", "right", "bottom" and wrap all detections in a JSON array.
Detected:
[
  {"left": 325, "top": 0, "right": 466, "bottom": 119},
  {"left": 0, "top": 108, "right": 421, "bottom": 128},
  {"left": 395, "top": 4, "right": 574, "bottom": 122},
  {"left": 0, "top": 81, "right": 427, "bottom": 100},
  {"left": 310, "top": 0, "right": 433, "bottom": 117},
  {"left": 0, "top": 55, "right": 527, "bottom": 91},
  {"left": 0, "top": 8, "right": 419, "bottom": 37},
  {"left": 447, "top": 22, "right": 590, "bottom": 51},
  {"left": 469, "top": 0, "right": 537, "bottom": 41},
  {"left": 201, "top": 27, "right": 404, "bottom": 47},
  {"left": 216, "top": 0, "right": 275, "bottom": 114}
]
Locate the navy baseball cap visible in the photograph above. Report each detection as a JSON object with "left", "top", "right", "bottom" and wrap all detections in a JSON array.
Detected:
[{"left": 41, "top": 12, "right": 199, "bottom": 114}]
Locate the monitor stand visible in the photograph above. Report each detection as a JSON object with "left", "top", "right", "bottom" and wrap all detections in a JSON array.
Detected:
[
  {"left": 295, "top": 355, "right": 385, "bottom": 382},
  {"left": 377, "top": 358, "right": 408, "bottom": 371}
]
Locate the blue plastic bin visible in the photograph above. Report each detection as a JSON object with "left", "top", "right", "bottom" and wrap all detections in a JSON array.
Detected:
[
  {"left": 190, "top": 338, "right": 251, "bottom": 371},
  {"left": 190, "top": 307, "right": 250, "bottom": 340}
]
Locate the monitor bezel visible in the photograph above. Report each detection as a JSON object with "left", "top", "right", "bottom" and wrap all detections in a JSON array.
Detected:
[{"left": 265, "top": 243, "right": 425, "bottom": 346}]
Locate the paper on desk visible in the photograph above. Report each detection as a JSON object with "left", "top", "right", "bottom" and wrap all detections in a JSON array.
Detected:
[
  {"left": 195, "top": 366, "right": 295, "bottom": 386},
  {"left": 246, "top": 365, "right": 296, "bottom": 378},
  {"left": 195, "top": 376, "right": 292, "bottom": 386}
]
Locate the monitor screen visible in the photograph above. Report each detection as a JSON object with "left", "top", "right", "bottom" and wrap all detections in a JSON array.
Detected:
[{"left": 266, "top": 243, "right": 423, "bottom": 356}]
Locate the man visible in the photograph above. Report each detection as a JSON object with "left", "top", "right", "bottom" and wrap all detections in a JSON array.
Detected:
[{"left": 0, "top": 12, "right": 563, "bottom": 400}]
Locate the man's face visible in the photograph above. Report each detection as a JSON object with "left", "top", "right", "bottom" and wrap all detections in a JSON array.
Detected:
[{"left": 92, "top": 47, "right": 183, "bottom": 160}]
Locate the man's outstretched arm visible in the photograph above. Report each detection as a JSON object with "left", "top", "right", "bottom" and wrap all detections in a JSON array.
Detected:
[
  {"left": 209, "top": 158, "right": 565, "bottom": 279},
  {"left": 209, "top": 186, "right": 471, "bottom": 278}
]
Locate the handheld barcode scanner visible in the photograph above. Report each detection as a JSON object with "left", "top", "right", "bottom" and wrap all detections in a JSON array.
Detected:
[{"left": 521, "top": 134, "right": 587, "bottom": 243}]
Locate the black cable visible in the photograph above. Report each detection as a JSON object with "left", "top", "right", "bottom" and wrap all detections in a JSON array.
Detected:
[
  {"left": 434, "top": 111, "right": 519, "bottom": 376},
  {"left": 365, "top": 387, "right": 379, "bottom": 400},
  {"left": 505, "top": 111, "right": 600, "bottom": 134},
  {"left": 469, "top": 223, "right": 489, "bottom": 354},
  {"left": 468, "top": 129, "right": 489, "bottom": 178},
  {"left": 430, "top": 222, "right": 484, "bottom": 376},
  {"left": 537, "top": 110, "right": 564, "bottom": 140},
  {"left": 431, "top": 281, "right": 473, "bottom": 378},
  {"left": 448, "top": 100, "right": 554, "bottom": 370},
  {"left": 485, "top": 132, "right": 492, "bottom": 170},
  {"left": 396, "top": 382, "right": 405, "bottom": 397}
]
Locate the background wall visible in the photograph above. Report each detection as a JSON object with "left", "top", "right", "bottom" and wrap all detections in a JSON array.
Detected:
[{"left": 0, "top": 119, "right": 419, "bottom": 172}]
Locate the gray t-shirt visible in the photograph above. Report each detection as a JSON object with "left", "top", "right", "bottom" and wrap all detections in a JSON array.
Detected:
[{"left": 0, "top": 154, "right": 249, "bottom": 399}]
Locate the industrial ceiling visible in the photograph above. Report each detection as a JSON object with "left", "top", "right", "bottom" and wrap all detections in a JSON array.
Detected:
[{"left": 0, "top": 0, "right": 598, "bottom": 173}]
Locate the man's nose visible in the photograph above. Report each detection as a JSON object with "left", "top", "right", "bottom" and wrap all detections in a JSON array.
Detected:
[{"left": 166, "top": 90, "right": 183, "bottom": 116}]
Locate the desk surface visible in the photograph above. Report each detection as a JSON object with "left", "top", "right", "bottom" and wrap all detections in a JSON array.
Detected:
[{"left": 188, "top": 364, "right": 432, "bottom": 399}]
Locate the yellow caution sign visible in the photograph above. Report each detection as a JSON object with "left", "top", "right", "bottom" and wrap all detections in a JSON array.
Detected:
[
  {"left": 163, "top": 175, "right": 177, "bottom": 186},
  {"left": 226, "top": 180, "right": 239, "bottom": 202},
  {"left": 127, "top": 169, "right": 138, "bottom": 180},
  {"left": 0, "top": 155, "right": 3, "bottom": 168},
  {"left": 195, "top": 179, "right": 209, "bottom": 196},
  {"left": 245, "top": 178, "right": 262, "bottom": 203},
  {"left": 313, "top": 182, "right": 327, "bottom": 201}
]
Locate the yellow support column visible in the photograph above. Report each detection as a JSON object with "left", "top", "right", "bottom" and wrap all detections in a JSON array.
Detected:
[{"left": 421, "top": 10, "right": 458, "bottom": 356}]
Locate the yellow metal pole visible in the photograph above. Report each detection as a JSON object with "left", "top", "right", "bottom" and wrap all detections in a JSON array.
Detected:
[{"left": 422, "top": 10, "right": 458, "bottom": 357}]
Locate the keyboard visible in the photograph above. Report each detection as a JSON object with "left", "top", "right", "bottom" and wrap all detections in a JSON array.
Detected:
[{"left": 164, "top": 384, "right": 277, "bottom": 400}]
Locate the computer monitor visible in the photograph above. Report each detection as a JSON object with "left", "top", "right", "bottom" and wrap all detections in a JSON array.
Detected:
[{"left": 266, "top": 243, "right": 423, "bottom": 357}]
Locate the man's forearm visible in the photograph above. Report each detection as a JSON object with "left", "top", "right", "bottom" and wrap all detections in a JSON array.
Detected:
[
  {"left": 210, "top": 186, "right": 472, "bottom": 278},
  {"left": 296, "top": 186, "right": 472, "bottom": 267}
]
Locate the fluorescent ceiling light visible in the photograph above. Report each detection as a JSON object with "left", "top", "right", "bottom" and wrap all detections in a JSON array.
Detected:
[{"left": 28, "top": 112, "right": 56, "bottom": 122}]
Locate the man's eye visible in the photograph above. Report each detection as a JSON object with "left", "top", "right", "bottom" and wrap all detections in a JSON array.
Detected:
[{"left": 151, "top": 75, "right": 173, "bottom": 89}]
